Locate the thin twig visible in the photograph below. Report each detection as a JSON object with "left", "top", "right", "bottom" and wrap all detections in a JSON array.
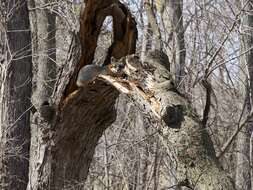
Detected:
[
  {"left": 205, "top": 0, "right": 250, "bottom": 78},
  {"left": 218, "top": 110, "right": 252, "bottom": 159}
]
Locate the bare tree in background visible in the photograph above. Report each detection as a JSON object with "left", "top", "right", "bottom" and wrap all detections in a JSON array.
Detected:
[
  {"left": 24, "top": 0, "right": 237, "bottom": 189},
  {"left": 236, "top": 1, "right": 253, "bottom": 189},
  {"left": 2, "top": 0, "right": 253, "bottom": 189},
  {"left": 158, "top": 0, "right": 186, "bottom": 84},
  {"left": 0, "top": 1, "right": 32, "bottom": 189},
  {"left": 26, "top": 0, "right": 58, "bottom": 189}
]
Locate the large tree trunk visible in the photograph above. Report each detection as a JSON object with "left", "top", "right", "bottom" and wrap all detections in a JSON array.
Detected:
[
  {"left": 102, "top": 52, "right": 235, "bottom": 190},
  {"left": 236, "top": 1, "right": 253, "bottom": 189},
  {"left": 0, "top": 1, "right": 32, "bottom": 189},
  {"left": 27, "top": 0, "right": 137, "bottom": 189},
  {"left": 28, "top": 0, "right": 235, "bottom": 190}
]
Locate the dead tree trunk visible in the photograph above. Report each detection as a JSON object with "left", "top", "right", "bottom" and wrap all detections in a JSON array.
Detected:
[{"left": 29, "top": 0, "right": 235, "bottom": 190}]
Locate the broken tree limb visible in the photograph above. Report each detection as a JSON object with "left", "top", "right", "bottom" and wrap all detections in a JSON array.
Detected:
[{"left": 99, "top": 54, "right": 188, "bottom": 128}]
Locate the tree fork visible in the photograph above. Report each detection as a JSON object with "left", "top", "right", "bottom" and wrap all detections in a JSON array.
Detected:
[
  {"left": 31, "top": 0, "right": 137, "bottom": 189},
  {"left": 63, "top": 0, "right": 137, "bottom": 98}
]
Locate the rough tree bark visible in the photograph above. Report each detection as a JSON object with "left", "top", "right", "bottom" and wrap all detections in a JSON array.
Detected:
[
  {"left": 0, "top": 1, "right": 32, "bottom": 189},
  {"left": 143, "top": 0, "right": 162, "bottom": 51},
  {"left": 236, "top": 1, "right": 253, "bottom": 189},
  {"left": 27, "top": 0, "right": 137, "bottom": 189},
  {"left": 26, "top": 0, "right": 57, "bottom": 189},
  {"left": 158, "top": 0, "right": 186, "bottom": 84},
  {"left": 102, "top": 53, "right": 235, "bottom": 190},
  {"left": 28, "top": 0, "right": 235, "bottom": 190}
]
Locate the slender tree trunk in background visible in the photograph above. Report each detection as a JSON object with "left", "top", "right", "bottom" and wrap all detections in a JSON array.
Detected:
[
  {"left": 158, "top": 0, "right": 186, "bottom": 84},
  {"left": 141, "top": 23, "right": 153, "bottom": 62},
  {"left": 27, "top": 0, "right": 56, "bottom": 111},
  {"left": 27, "top": 0, "right": 56, "bottom": 189},
  {"left": 250, "top": 132, "right": 253, "bottom": 190},
  {"left": 143, "top": 0, "right": 162, "bottom": 51},
  {"left": 0, "top": 1, "right": 32, "bottom": 189},
  {"left": 236, "top": 1, "right": 253, "bottom": 189}
]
